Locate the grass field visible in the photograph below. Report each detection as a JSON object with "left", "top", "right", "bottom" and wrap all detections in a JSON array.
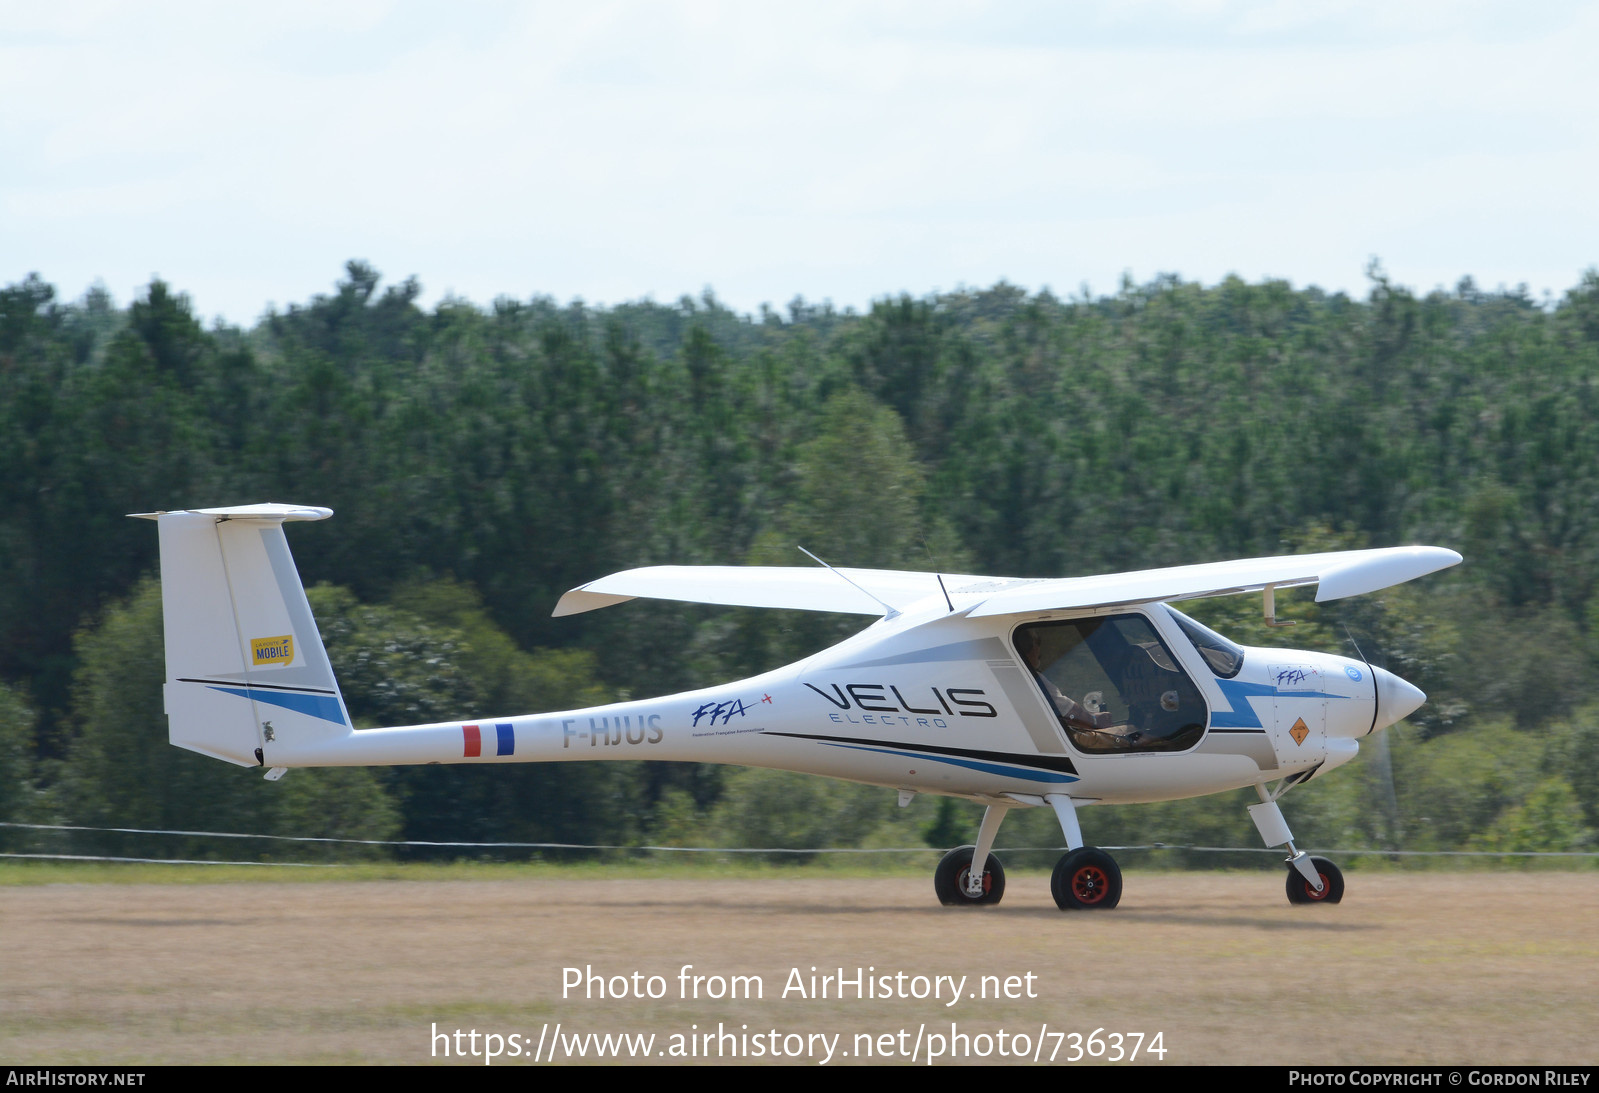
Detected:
[{"left": 2, "top": 865, "right": 1595, "bottom": 1066}]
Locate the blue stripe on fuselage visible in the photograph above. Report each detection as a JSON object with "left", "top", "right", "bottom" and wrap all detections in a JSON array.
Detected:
[{"left": 820, "top": 741, "right": 1079, "bottom": 784}]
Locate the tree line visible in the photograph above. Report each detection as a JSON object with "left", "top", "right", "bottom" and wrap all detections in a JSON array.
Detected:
[{"left": 1, "top": 261, "right": 1596, "bottom": 861}]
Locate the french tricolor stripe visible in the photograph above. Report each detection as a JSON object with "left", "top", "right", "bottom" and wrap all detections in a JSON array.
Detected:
[
  {"left": 496, "top": 723, "right": 514, "bottom": 756},
  {"left": 463, "top": 724, "right": 481, "bottom": 757}
]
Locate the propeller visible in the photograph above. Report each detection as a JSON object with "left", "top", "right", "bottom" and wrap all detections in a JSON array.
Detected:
[{"left": 1344, "top": 624, "right": 1404, "bottom": 852}]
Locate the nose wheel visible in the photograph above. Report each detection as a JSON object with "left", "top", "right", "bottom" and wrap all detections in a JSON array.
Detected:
[
  {"left": 1051, "top": 847, "right": 1122, "bottom": 910},
  {"left": 1285, "top": 855, "right": 1344, "bottom": 904},
  {"left": 934, "top": 845, "right": 1006, "bottom": 906}
]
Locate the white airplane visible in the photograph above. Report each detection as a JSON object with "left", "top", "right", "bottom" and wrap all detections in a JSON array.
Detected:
[{"left": 135, "top": 503, "right": 1460, "bottom": 910}]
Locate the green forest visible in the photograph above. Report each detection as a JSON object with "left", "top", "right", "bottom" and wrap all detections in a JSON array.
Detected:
[{"left": 2, "top": 261, "right": 1597, "bottom": 865}]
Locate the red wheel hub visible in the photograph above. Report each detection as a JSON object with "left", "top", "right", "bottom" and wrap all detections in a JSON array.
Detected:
[{"left": 1072, "top": 865, "right": 1109, "bottom": 904}]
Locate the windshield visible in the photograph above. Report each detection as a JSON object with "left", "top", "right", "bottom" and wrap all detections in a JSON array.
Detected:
[{"left": 1169, "top": 608, "right": 1245, "bottom": 678}]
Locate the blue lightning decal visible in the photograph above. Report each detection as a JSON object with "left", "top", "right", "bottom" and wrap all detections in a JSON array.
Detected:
[{"left": 1212, "top": 677, "right": 1349, "bottom": 729}]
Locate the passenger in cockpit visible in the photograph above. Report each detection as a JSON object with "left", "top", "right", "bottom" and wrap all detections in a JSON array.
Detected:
[{"left": 1015, "top": 628, "right": 1112, "bottom": 735}]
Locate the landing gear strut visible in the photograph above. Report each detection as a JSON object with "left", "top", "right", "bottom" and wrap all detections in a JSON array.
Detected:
[
  {"left": 934, "top": 802, "right": 1009, "bottom": 906},
  {"left": 1250, "top": 782, "right": 1345, "bottom": 905},
  {"left": 1285, "top": 855, "right": 1344, "bottom": 904},
  {"left": 933, "top": 845, "right": 1006, "bottom": 905},
  {"left": 932, "top": 796, "right": 1125, "bottom": 910},
  {"left": 1045, "top": 794, "right": 1122, "bottom": 910}
]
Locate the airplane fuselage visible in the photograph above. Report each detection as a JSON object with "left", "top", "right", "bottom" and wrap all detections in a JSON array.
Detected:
[{"left": 260, "top": 599, "right": 1405, "bottom": 807}]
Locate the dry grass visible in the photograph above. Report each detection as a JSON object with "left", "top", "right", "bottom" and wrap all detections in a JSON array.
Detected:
[{"left": 1, "top": 869, "right": 1595, "bottom": 1065}]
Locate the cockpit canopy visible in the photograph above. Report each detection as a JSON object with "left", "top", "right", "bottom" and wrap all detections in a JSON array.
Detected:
[{"left": 1015, "top": 611, "right": 1210, "bottom": 754}]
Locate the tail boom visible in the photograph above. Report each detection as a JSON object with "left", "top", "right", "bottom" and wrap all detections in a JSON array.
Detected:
[{"left": 262, "top": 700, "right": 680, "bottom": 768}]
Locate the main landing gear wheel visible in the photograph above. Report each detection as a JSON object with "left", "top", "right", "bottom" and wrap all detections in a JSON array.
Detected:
[
  {"left": 1285, "top": 856, "right": 1344, "bottom": 904},
  {"left": 1051, "top": 847, "right": 1122, "bottom": 910},
  {"left": 934, "top": 845, "right": 1006, "bottom": 906}
]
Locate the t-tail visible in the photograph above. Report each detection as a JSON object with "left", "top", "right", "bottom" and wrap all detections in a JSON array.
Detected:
[
  {"left": 133, "top": 504, "right": 778, "bottom": 773},
  {"left": 132, "top": 504, "right": 354, "bottom": 767}
]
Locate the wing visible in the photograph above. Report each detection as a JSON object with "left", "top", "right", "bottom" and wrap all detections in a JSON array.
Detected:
[
  {"left": 957, "top": 545, "right": 1462, "bottom": 617},
  {"left": 553, "top": 546, "right": 1460, "bottom": 618},
  {"left": 552, "top": 565, "right": 1005, "bottom": 617}
]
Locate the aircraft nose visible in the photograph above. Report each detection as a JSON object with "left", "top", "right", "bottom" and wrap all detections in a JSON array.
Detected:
[{"left": 1371, "top": 666, "right": 1425, "bottom": 731}]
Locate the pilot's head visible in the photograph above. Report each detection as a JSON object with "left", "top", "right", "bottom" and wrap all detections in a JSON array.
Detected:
[{"left": 1016, "top": 628, "right": 1042, "bottom": 669}]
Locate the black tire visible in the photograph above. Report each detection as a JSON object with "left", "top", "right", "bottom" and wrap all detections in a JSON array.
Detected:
[
  {"left": 933, "top": 845, "right": 1006, "bottom": 906},
  {"left": 1051, "top": 847, "right": 1122, "bottom": 910},
  {"left": 1285, "top": 856, "right": 1344, "bottom": 905}
]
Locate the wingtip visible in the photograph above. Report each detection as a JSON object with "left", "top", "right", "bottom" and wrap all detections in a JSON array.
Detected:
[
  {"left": 552, "top": 589, "right": 636, "bottom": 617},
  {"left": 1313, "top": 545, "right": 1463, "bottom": 602}
]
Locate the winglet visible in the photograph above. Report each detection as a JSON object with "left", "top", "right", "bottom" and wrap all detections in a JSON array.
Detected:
[{"left": 1312, "top": 546, "right": 1462, "bottom": 602}]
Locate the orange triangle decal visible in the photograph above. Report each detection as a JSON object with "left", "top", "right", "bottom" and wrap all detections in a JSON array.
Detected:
[{"left": 1290, "top": 717, "right": 1309, "bottom": 746}]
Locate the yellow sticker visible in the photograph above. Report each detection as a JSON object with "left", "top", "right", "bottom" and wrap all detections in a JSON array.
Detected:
[
  {"left": 1289, "top": 717, "right": 1309, "bottom": 746},
  {"left": 252, "top": 635, "right": 294, "bottom": 666}
]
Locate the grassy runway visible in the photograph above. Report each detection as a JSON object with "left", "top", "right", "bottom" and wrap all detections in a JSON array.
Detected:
[{"left": 1, "top": 866, "right": 1594, "bottom": 1065}]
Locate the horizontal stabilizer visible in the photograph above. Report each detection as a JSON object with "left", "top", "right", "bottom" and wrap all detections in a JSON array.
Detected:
[{"left": 130, "top": 502, "right": 333, "bottom": 523}]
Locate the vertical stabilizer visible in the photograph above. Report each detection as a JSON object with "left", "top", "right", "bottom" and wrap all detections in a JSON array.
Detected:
[{"left": 131, "top": 504, "right": 352, "bottom": 767}]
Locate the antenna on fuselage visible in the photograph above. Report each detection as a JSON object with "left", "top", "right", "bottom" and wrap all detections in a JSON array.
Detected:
[{"left": 796, "top": 546, "right": 900, "bottom": 620}]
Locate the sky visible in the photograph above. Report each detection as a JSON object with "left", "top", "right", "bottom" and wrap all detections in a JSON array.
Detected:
[{"left": 2, "top": 0, "right": 1596, "bottom": 325}]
